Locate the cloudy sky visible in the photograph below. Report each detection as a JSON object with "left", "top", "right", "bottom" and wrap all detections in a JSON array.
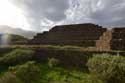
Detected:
[{"left": 0, "top": 0, "right": 125, "bottom": 32}]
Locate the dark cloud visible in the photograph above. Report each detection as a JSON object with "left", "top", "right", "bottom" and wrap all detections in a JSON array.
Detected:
[
  {"left": 11, "top": 0, "right": 69, "bottom": 21},
  {"left": 65, "top": 0, "right": 125, "bottom": 27},
  {"left": 10, "top": 0, "right": 125, "bottom": 31},
  {"left": 10, "top": 0, "right": 69, "bottom": 31},
  {"left": 88, "top": 0, "right": 125, "bottom": 27}
]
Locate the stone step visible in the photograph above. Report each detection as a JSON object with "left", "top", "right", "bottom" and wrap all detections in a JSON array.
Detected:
[{"left": 96, "top": 30, "right": 112, "bottom": 51}]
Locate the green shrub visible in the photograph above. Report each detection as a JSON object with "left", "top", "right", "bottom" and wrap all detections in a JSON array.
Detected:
[
  {"left": 0, "top": 61, "right": 104, "bottom": 83},
  {"left": 38, "top": 63, "right": 103, "bottom": 83},
  {"left": 41, "top": 67, "right": 103, "bottom": 83},
  {"left": 9, "top": 61, "right": 41, "bottom": 83},
  {"left": 0, "top": 72, "right": 22, "bottom": 83},
  {"left": 0, "top": 49, "right": 34, "bottom": 65},
  {"left": 0, "top": 61, "right": 41, "bottom": 83},
  {"left": 87, "top": 54, "right": 125, "bottom": 83},
  {"left": 48, "top": 58, "right": 60, "bottom": 68}
]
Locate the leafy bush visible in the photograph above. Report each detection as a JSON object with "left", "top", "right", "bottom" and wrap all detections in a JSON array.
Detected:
[
  {"left": 45, "top": 70, "right": 103, "bottom": 83},
  {"left": 0, "top": 72, "right": 22, "bottom": 83},
  {"left": 87, "top": 54, "right": 125, "bottom": 83},
  {"left": 0, "top": 61, "right": 41, "bottom": 83},
  {"left": 0, "top": 61, "right": 104, "bottom": 83},
  {"left": 10, "top": 61, "right": 40, "bottom": 83},
  {"left": 0, "top": 49, "right": 34, "bottom": 65},
  {"left": 48, "top": 58, "right": 60, "bottom": 68},
  {"left": 34, "top": 62, "right": 103, "bottom": 83},
  {"left": 9, "top": 61, "right": 41, "bottom": 83}
]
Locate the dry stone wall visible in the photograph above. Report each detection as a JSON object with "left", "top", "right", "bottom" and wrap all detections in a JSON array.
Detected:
[
  {"left": 29, "top": 23, "right": 125, "bottom": 51},
  {"left": 96, "top": 30, "right": 112, "bottom": 51},
  {"left": 29, "top": 23, "right": 107, "bottom": 47},
  {"left": 96, "top": 28, "right": 125, "bottom": 51},
  {"left": 110, "top": 28, "right": 125, "bottom": 50}
]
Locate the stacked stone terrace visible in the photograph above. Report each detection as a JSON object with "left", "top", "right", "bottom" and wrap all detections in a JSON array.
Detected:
[
  {"left": 96, "top": 28, "right": 125, "bottom": 51},
  {"left": 29, "top": 23, "right": 107, "bottom": 47},
  {"left": 96, "top": 30, "right": 112, "bottom": 51},
  {"left": 110, "top": 28, "right": 125, "bottom": 50}
]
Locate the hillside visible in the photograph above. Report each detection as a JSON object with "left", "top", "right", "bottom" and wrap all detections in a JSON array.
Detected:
[
  {"left": 0, "top": 25, "right": 36, "bottom": 39},
  {"left": 0, "top": 34, "right": 28, "bottom": 45}
]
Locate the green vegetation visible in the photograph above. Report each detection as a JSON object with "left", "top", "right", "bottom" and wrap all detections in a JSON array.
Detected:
[
  {"left": 0, "top": 48, "right": 124, "bottom": 83},
  {"left": 0, "top": 61, "right": 40, "bottom": 83},
  {"left": 48, "top": 58, "right": 60, "bottom": 68},
  {"left": 0, "top": 61, "right": 103, "bottom": 83},
  {"left": 8, "top": 34, "right": 27, "bottom": 42},
  {"left": 0, "top": 45, "right": 96, "bottom": 51},
  {"left": 0, "top": 49, "right": 34, "bottom": 65},
  {"left": 87, "top": 54, "right": 125, "bottom": 83}
]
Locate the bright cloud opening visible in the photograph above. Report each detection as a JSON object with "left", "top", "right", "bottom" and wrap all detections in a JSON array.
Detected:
[{"left": 0, "top": 0, "right": 30, "bottom": 30}]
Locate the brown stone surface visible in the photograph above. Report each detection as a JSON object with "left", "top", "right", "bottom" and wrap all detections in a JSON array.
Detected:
[
  {"left": 96, "top": 30, "right": 112, "bottom": 51},
  {"left": 110, "top": 28, "right": 125, "bottom": 50},
  {"left": 96, "top": 28, "right": 125, "bottom": 51},
  {"left": 29, "top": 23, "right": 107, "bottom": 47},
  {"left": 112, "top": 28, "right": 125, "bottom": 33},
  {"left": 28, "top": 23, "right": 125, "bottom": 51}
]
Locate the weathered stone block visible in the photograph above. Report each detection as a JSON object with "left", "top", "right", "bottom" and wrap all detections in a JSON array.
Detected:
[{"left": 29, "top": 23, "right": 106, "bottom": 47}]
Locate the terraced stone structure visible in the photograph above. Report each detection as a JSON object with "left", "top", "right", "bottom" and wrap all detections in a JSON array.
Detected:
[
  {"left": 29, "top": 23, "right": 125, "bottom": 51},
  {"left": 110, "top": 28, "right": 125, "bottom": 50},
  {"left": 96, "top": 28, "right": 125, "bottom": 51},
  {"left": 30, "top": 23, "right": 107, "bottom": 47}
]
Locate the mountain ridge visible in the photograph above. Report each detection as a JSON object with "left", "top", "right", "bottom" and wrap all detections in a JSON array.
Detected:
[{"left": 0, "top": 25, "right": 36, "bottom": 39}]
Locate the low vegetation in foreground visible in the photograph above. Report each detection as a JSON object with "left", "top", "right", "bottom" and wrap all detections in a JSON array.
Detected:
[{"left": 0, "top": 48, "right": 124, "bottom": 83}]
